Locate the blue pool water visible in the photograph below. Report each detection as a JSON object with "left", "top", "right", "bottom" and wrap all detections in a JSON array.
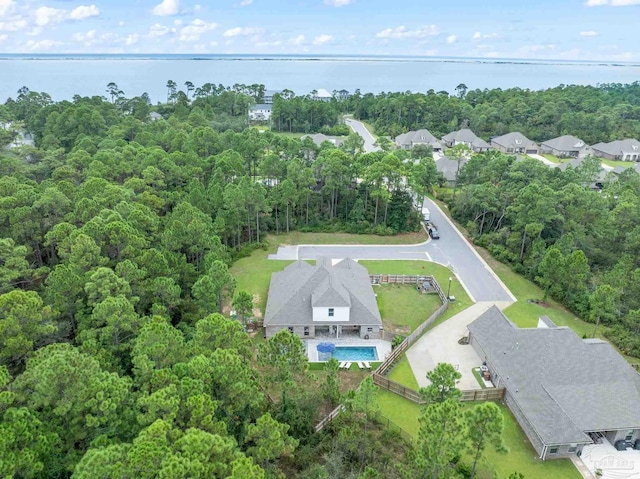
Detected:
[{"left": 332, "top": 347, "right": 378, "bottom": 362}]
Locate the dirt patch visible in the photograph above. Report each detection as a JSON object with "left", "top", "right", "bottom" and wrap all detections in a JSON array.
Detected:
[
  {"left": 384, "top": 323, "right": 411, "bottom": 335},
  {"left": 252, "top": 294, "right": 263, "bottom": 319}
]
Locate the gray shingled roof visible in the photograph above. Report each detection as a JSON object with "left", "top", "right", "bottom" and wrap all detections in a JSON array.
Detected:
[
  {"left": 395, "top": 129, "right": 439, "bottom": 147},
  {"left": 468, "top": 306, "right": 640, "bottom": 446},
  {"left": 300, "top": 133, "right": 344, "bottom": 147},
  {"left": 491, "top": 132, "right": 538, "bottom": 149},
  {"left": 541, "top": 135, "right": 587, "bottom": 152},
  {"left": 591, "top": 139, "right": 640, "bottom": 157},
  {"left": 436, "top": 156, "right": 468, "bottom": 182},
  {"left": 250, "top": 104, "right": 272, "bottom": 110},
  {"left": 264, "top": 257, "right": 382, "bottom": 327}
]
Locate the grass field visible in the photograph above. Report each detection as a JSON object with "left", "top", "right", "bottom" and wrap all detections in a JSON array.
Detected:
[
  {"left": 375, "top": 390, "right": 580, "bottom": 479},
  {"left": 375, "top": 284, "right": 442, "bottom": 334},
  {"left": 541, "top": 153, "right": 569, "bottom": 164},
  {"left": 386, "top": 356, "right": 419, "bottom": 389},
  {"left": 599, "top": 158, "right": 635, "bottom": 169},
  {"left": 267, "top": 230, "right": 427, "bottom": 246},
  {"left": 358, "top": 260, "right": 474, "bottom": 321}
]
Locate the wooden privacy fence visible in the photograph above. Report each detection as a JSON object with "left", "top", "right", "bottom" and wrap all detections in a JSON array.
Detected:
[
  {"left": 460, "top": 388, "right": 506, "bottom": 402},
  {"left": 315, "top": 404, "right": 345, "bottom": 432}
]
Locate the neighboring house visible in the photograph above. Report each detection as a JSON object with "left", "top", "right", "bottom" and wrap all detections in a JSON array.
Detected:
[
  {"left": 248, "top": 104, "right": 272, "bottom": 121},
  {"left": 435, "top": 156, "right": 468, "bottom": 187},
  {"left": 591, "top": 139, "right": 640, "bottom": 161},
  {"left": 300, "top": 133, "right": 344, "bottom": 148},
  {"left": 557, "top": 157, "right": 609, "bottom": 190},
  {"left": 468, "top": 306, "right": 640, "bottom": 460},
  {"left": 540, "top": 135, "right": 588, "bottom": 158},
  {"left": 441, "top": 128, "right": 491, "bottom": 152},
  {"left": 263, "top": 90, "right": 280, "bottom": 104},
  {"left": 395, "top": 129, "right": 443, "bottom": 152},
  {"left": 335, "top": 89, "right": 350, "bottom": 100},
  {"left": 490, "top": 132, "right": 539, "bottom": 154},
  {"left": 149, "top": 112, "right": 163, "bottom": 122},
  {"left": 312, "top": 88, "right": 333, "bottom": 102},
  {"left": 264, "top": 257, "right": 383, "bottom": 339}
]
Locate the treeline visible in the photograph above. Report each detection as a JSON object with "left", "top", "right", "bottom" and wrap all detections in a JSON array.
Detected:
[
  {"left": 348, "top": 82, "right": 640, "bottom": 143},
  {"left": 450, "top": 150, "right": 640, "bottom": 356},
  {"left": 0, "top": 88, "right": 442, "bottom": 477}
]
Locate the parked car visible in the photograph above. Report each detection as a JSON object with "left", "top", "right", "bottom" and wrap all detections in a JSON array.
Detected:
[{"left": 428, "top": 224, "right": 439, "bottom": 239}]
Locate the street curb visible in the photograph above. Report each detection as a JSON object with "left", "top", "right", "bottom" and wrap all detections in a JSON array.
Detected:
[{"left": 425, "top": 198, "right": 518, "bottom": 303}]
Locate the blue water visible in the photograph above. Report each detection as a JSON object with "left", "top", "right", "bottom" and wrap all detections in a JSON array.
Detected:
[
  {"left": 332, "top": 346, "right": 379, "bottom": 362},
  {"left": 1, "top": 54, "right": 640, "bottom": 103}
]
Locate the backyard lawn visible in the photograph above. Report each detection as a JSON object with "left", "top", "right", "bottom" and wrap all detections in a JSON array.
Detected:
[
  {"left": 541, "top": 153, "right": 570, "bottom": 164},
  {"left": 599, "top": 158, "right": 636, "bottom": 169},
  {"left": 386, "top": 357, "right": 419, "bottom": 390},
  {"left": 376, "top": 390, "right": 581, "bottom": 479},
  {"left": 375, "top": 284, "right": 442, "bottom": 334}
]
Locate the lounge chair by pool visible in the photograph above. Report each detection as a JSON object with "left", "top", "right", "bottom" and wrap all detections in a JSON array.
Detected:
[
  {"left": 363, "top": 361, "right": 371, "bottom": 369},
  {"left": 357, "top": 362, "right": 365, "bottom": 369}
]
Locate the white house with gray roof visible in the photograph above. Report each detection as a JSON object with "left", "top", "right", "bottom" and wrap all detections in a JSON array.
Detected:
[
  {"left": 540, "top": 135, "right": 589, "bottom": 158},
  {"left": 468, "top": 306, "right": 640, "bottom": 460},
  {"left": 395, "top": 129, "right": 443, "bottom": 152},
  {"left": 442, "top": 128, "right": 491, "bottom": 153},
  {"left": 264, "top": 258, "right": 383, "bottom": 340},
  {"left": 591, "top": 139, "right": 640, "bottom": 161},
  {"left": 490, "top": 132, "right": 539, "bottom": 155}
]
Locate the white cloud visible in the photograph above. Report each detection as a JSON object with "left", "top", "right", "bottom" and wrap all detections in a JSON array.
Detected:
[
  {"left": 586, "top": 0, "right": 640, "bottom": 5},
  {"left": 179, "top": 18, "right": 216, "bottom": 42},
  {"left": 223, "top": 26, "right": 263, "bottom": 37},
  {"left": 69, "top": 5, "right": 100, "bottom": 21},
  {"left": 0, "top": 0, "right": 15, "bottom": 17},
  {"left": 72, "top": 29, "right": 96, "bottom": 45},
  {"left": 290, "top": 34, "right": 305, "bottom": 45},
  {"left": 312, "top": 34, "right": 333, "bottom": 45},
  {"left": 118, "top": 21, "right": 125, "bottom": 27},
  {"left": 324, "top": 0, "right": 354, "bottom": 6},
  {"left": 24, "top": 38, "right": 63, "bottom": 50},
  {"left": 580, "top": 30, "right": 598, "bottom": 36},
  {"left": 239, "top": 0, "right": 253, "bottom": 5},
  {"left": 34, "top": 4, "right": 100, "bottom": 28},
  {"left": 472, "top": 31, "right": 499, "bottom": 41},
  {"left": 375, "top": 25, "right": 439, "bottom": 39},
  {"left": 125, "top": 33, "right": 139, "bottom": 46},
  {"left": 149, "top": 23, "right": 174, "bottom": 37},
  {"left": 0, "top": 17, "right": 27, "bottom": 31},
  {"left": 153, "top": 0, "right": 180, "bottom": 16},
  {"left": 34, "top": 7, "right": 64, "bottom": 26},
  {"left": 0, "top": 33, "right": 7, "bottom": 42},
  {"left": 256, "top": 40, "right": 282, "bottom": 47},
  {"left": 446, "top": 35, "right": 456, "bottom": 44}
]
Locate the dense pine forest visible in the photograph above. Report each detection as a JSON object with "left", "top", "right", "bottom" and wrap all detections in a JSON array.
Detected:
[{"left": 1, "top": 80, "right": 640, "bottom": 478}]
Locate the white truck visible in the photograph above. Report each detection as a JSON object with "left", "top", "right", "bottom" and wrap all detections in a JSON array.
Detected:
[{"left": 421, "top": 207, "right": 430, "bottom": 222}]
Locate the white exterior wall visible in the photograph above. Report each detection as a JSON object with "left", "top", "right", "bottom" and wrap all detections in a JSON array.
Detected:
[{"left": 312, "top": 306, "right": 349, "bottom": 322}]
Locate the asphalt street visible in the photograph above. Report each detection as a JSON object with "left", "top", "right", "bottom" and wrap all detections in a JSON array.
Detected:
[{"left": 345, "top": 117, "right": 380, "bottom": 153}]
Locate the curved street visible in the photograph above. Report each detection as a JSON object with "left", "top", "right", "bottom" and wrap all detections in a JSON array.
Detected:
[{"left": 345, "top": 117, "right": 380, "bottom": 153}]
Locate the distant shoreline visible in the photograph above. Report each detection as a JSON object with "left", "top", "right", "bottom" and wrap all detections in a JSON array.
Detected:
[{"left": 0, "top": 53, "right": 638, "bottom": 68}]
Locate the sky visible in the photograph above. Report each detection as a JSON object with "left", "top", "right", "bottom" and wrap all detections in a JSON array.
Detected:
[{"left": 0, "top": 0, "right": 639, "bottom": 61}]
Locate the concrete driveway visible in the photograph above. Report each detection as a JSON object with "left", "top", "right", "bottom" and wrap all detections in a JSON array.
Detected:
[
  {"left": 527, "top": 153, "right": 556, "bottom": 167},
  {"left": 406, "top": 302, "right": 502, "bottom": 390},
  {"left": 345, "top": 117, "right": 380, "bottom": 153}
]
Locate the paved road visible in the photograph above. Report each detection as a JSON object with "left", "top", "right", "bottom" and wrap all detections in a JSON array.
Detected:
[
  {"left": 345, "top": 117, "right": 380, "bottom": 153},
  {"left": 269, "top": 198, "right": 515, "bottom": 303}
]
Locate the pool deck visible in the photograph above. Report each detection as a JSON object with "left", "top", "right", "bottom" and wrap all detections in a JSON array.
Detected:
[{"left": 305, "top": 338, "right": 392, "bottom": 362}]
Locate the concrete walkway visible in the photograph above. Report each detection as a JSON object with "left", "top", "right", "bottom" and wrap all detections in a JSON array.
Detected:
[{"left": 406, "top": 301, "right": 511, "bottom": 390}]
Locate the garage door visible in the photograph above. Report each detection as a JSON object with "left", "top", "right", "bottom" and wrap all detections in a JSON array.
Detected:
[{"left": 526, "top": 149, "right": 538, "bottom": 154}]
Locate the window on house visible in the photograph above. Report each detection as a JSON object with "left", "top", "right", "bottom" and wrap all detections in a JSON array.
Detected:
[
  {"left": 626, "top": 430, "right": 634, "bottom": 441},
  {"left": 367, "top": 327, "right": 373, "bottom": 333},
  {"left": 287, "top": 327, "right": 294, "bottom": 333},
  {"left": 328, "top": 308, "right": 334, "bottom": 317},
  {"left": 304, "top": 327, "right": 309, "bottom": 336},
  {"left": 568, "top": 446, "right": 577, "bottom": 453},
  {"left": 549, "top": 447, "right": 558, "bottom": 455}
]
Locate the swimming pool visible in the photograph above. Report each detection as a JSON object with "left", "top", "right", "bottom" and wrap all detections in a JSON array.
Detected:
[{"left": 332, "top": 346, "right": 379, "bottom": 361}]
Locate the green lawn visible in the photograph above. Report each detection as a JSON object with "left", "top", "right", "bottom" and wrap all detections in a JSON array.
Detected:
[
  {"left": 599, "top": 157, "right": 635, "bottom": 169},
  {"left": 541, "top": 153, "right": 567, "bottom": 164},
  {"left": 375, "top": 391, "right": 580, "bottom": 479},
  {"left": 359, "top": 260, "right": 473, "bottom": 320},
  {"left": 386, "top": 357, "right": 419, "bottom": 390},
  {"left": 471, "top": 368, "right": 487, "bottom": 389},
  {"left": 375, "top": 284, "right": 442, "bottom": 334},
  {"left": 268, "top": 230, "right": 427, "bottom": 246}
]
